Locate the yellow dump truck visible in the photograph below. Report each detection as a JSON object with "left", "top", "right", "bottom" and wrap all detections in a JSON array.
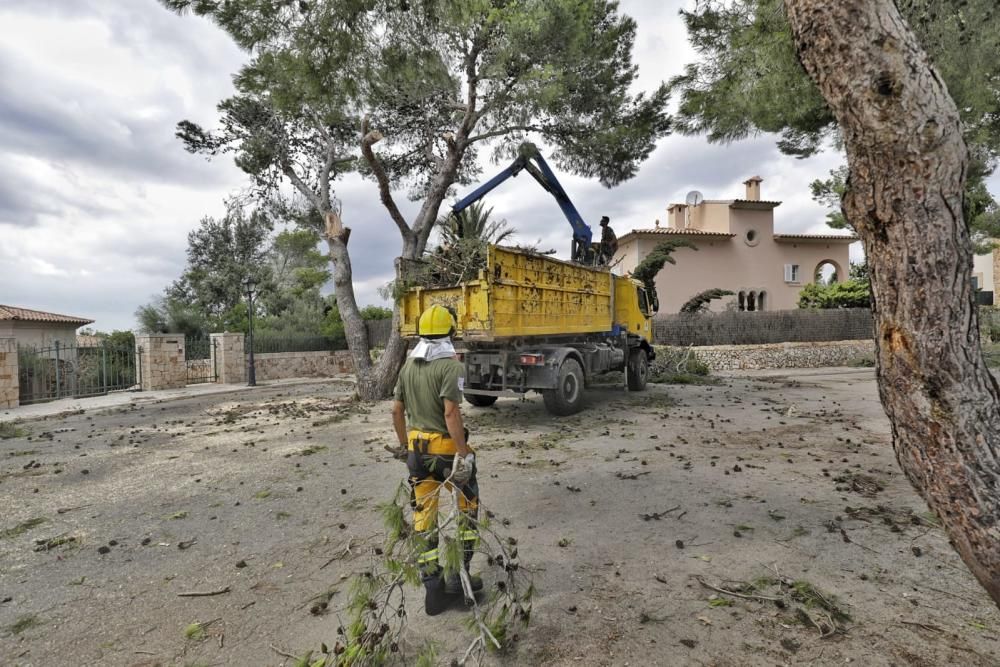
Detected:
[{"left": 400, "top": 245, "right": 656, "bottom": 415}]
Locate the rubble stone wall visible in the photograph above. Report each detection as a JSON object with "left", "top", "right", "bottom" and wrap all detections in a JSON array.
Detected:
[
  {"left": 688, "top": 340, "right": 875, "bottom": 371},
  {"left": 252, "top": 350, "right": 354, "bottom": 382}
]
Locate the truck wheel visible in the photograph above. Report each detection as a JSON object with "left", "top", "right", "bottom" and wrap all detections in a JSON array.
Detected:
[
  {"left": 465, "top": 393, "right": 498, "bottom": 407},
  {"left": 627, "top": 349, "right": 649, "bottom": 391},
  {"left": 543, "top": 358, "right": 585, "bottom": 416}
]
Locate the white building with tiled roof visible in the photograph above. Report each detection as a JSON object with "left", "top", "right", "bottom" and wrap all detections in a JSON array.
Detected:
[
  {"left": 0, "top": 305, "right": 94, "bottom": 350},
  {"left": 613, "top": 177, "right": 858, "bottom": 313}
]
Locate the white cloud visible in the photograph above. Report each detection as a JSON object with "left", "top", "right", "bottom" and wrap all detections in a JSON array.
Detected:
[
  {"left": 0, "top": 0, "right": 886, "bottom": 332},
  {"left": 0, "top": 0, "right": 248, "bottom": 330}
]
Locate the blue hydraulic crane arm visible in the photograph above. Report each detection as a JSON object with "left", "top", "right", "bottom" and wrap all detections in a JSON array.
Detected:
[{"left": 450, "top": 144, "right": 594, "bottom": 250}]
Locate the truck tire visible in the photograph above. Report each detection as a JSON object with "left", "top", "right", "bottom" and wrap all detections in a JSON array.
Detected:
[
  {"left": 543, "top": 358, "right": 585, "bottom": 416},
  {"left": 627, "top": 349, "right": 649, "bottom": 391},
  {"left": 465, "top": 393, "right": 498, "bottom": 407}
]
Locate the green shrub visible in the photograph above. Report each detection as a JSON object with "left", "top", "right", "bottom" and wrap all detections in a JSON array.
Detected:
[{"left": 797, "top": 279, "right": 871, "bottom": 309}]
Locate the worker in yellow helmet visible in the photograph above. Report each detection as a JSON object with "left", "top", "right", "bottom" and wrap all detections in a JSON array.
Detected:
[{"left": 391, "top": 304, "right": 482, "bottom": 615}]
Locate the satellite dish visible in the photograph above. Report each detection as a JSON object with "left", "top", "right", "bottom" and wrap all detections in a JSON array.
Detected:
[{"left": 685, "top": 190, "right": 704, "bottom": 207}]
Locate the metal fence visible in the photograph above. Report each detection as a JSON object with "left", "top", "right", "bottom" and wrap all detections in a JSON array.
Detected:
[
  {"left": 365, "top": 319, "right": 393, "bottom": 348},
  {"left": 184, "top": 336, "right": 218, "bottom": 384},
  {"left": 248, "top": 334, "right": 346, "bottom": 354},
  {"left": 18, "top": 340, "right": 138, "bottom": 405},
  {"left": 653, "top": 308, "right": 875, "bottom": 347},
  {"left": 245, "top": 319, "right": 394, "bottom": 354}
]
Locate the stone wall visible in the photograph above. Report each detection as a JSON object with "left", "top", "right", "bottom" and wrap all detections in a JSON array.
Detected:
[
  {"left": 135, "top": 334, "right": 187, "bottom": 391},
  {"left": 252, "top": 350, "right": 354, "bottom": 382},
  {"left": 0, "top": 337, "right": 18, "bottom": 409},
  {"left": 211, "top": 333, "right": 245, "bottom": 384},
  {"left": 688, "top": 339, "right": 875, "bottom": 371}
]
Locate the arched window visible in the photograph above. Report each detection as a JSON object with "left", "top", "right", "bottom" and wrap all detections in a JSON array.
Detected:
[
  {"left": 738, "top": 291, "right": 746, "bottom": 312},
  {"left": 747, "top": 291, "right": 757, "bottom": 312},
  {"left": 758, "top": 291, "right": 767, "bottom": 312},
  {"left": 813, "top": 260, "right": 843, "bottom": 285}
]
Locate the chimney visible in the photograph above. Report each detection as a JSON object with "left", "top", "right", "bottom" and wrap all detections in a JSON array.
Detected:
[{"left": 743, "top": 175, "right": 763, "bottom": 201}]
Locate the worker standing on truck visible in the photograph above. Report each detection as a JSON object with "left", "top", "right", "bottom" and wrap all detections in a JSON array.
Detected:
[
  {"left": 599, "top": 215, "right": 618, "bottom": 264},
  {"left": 391, "top": 304, "right": 483, "bottom": 615}
]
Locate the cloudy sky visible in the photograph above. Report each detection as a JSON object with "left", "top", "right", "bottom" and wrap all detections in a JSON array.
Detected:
[{"left": 2, "top": 0, "right": 874, "bottom": 331}]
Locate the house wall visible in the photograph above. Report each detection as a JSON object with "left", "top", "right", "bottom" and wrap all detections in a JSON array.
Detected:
[
  {"left": 614, "top": 237, "right": 640, "bottom": 275},
  {"left": 667, "top": 201, "right": 731, "bottom": 233},
  {"left": 973, "top": 249, "right": 996, "bottom": 296},
  {"left": 634, "top": 231, "right": 852, "bottom": 314},
  {"left": 0, "top": 322, "right": 81, "bottom": 350}
]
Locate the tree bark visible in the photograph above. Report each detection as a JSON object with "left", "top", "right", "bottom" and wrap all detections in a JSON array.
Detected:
[
  {"left": 784, "top": 0, "right": 1000, "bottom": 606},
  {"left": 355, "top": 303, "right": 409, "bottom": 400},
  {"left": 324, "top": 234, "right": 372, "bottom": 377}
]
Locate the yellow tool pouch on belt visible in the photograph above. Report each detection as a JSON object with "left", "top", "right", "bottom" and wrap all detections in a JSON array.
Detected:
[{"left": 407, "top": 430, "right": 457, "bottom": 456}]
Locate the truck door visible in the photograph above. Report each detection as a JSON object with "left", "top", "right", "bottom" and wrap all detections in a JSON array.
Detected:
[{"left": 638, "top": 288, "right": 656, "bottom": 315}]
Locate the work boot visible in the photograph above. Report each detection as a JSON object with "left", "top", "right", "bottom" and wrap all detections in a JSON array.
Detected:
[
  {"left": 424, "top": 577, "right": 449, "bottom": 616},
  {"left": 445, "top": 572, "right": 483, "bottom": 595}
]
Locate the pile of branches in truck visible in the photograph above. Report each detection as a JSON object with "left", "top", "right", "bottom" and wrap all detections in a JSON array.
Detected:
[{"left": 403, "top": 240, "right": 554, "bottom": 290}]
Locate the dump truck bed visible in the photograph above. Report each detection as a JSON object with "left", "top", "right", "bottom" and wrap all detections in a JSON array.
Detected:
[{"left": 400, "top": 246, "right": 618, "bottom": 341}]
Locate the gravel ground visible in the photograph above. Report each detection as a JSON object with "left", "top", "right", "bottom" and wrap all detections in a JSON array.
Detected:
[{"left": 1, "top": 370, "right": 999, "bottom": 666}]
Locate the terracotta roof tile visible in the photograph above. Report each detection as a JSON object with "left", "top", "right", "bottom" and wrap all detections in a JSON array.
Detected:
[
  {"left": 773, "top": 234, "right": 858, "bottom": 242},
  {"left": 0, "top": 305, "right": 94, "bottom": 325},
  {"left": 626, "top": 227, "right": 735, "bottom": 237}
]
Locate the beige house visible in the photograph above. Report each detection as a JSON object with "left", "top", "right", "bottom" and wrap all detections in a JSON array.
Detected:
[
  {"left": 0, "top": 305, "right": 94, "bottom": 350},
  {"left": 972, "top": 249, "right": 998, "bottom": 306},
  {"left": 613, "top": 177, "right": 857, "bottom": 313}
]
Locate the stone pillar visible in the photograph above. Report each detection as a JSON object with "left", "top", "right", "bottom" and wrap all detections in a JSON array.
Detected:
[
  {"left": 993, "top": 245, "right": 1000, "bottom": 299},
  {"left": 134, "top": 334, "right": 187, "bottom": 391},
  {"left": 210, "top": 333, "right": 246, "bottom": 384},
  {"left": 0, "top": 338, "right": 18, "bottom": 409}
]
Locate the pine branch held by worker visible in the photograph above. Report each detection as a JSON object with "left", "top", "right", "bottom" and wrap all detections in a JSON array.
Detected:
[{"left": 391, "top": 304, "right": 482, "bottom": 615}]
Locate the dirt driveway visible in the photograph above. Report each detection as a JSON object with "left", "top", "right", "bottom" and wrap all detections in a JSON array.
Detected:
[{"left": 2, "top": 370, "right": 999, "bottom": 666}]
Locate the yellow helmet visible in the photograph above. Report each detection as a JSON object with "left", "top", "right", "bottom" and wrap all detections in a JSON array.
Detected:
[{"left": 417, "top": 304, "right": 456, "bottom": 339}]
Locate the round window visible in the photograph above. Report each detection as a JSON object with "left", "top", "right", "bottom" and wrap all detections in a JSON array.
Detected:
[{"left": 744, "top": 229, "right": 759, "bottom": 246}]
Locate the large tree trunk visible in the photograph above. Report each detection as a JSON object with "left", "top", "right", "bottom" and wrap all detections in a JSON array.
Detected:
[
  {"left": 356, "top": 312, "right": 409, "bottom": 400},
  {"left": 784, "top": 0, "right": 1000, "bottom": 606},
  {"left": 325, "top": 235, "right": 372, "bottom": 377}
]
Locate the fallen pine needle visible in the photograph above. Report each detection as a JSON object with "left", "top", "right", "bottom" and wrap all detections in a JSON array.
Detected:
[
  {"left": 177, "top": 586, "right": 231, "bottom": 597},
  {"left": 900, "top": 620, "right": 943, "bottom": 633},
  {"left": 270, "top": 643, "right": 299, "bottom": 660}
]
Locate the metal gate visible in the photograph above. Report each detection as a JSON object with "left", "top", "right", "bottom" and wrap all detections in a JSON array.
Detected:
[
  {"left": 185, "top": 336, "right": 218, "bottom": 384},
  {"left": 18, "top": 339, "right": 139, "bottom": 405}
]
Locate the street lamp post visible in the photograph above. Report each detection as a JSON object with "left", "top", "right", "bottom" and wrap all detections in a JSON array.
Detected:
[{"left": 243, "top": 276, "right": 257, "bottom": 387}]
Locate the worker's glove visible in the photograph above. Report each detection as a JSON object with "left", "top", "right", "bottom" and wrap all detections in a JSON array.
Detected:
[
  {"left": 451, "top": 452, "right": 476, "bottom": 485},
  {"left": 384, "top": 444, "right": 408, "bottom": 461}
]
